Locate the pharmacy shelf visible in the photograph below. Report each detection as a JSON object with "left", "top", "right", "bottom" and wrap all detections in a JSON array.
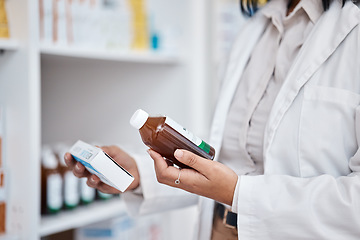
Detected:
[
  {"left": 39, "top": 197, "right": 126, "bottom": 237},
  {"left": 0, "top": 234, "right": 19, "bottom": 240},
  {"left": 40, "top": 45, "right": 179, "bottom": 64},
  {"left": 0, "top": 39, "right": 19, "bottom": 51}
]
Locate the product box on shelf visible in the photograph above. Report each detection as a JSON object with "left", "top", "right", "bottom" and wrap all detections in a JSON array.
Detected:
[
  {"left": 38, "top": 0, "right": 178, "bottom": 52},
  {"left": 75, "top": 212, "right": 163, "bottom": 240},
  {"left": 75, "top": 213, "right": 134, "bottom": 240},
  {"left": 0, "top": 0, "right": 10, "bottom": 39},
  {"left": 39, "top": 0, "right": 135, "bottom": 50}
]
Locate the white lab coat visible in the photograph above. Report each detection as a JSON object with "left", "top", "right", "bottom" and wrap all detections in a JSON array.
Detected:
[{"left": 124, "top": 1, "right": 360, "bottom": 239}]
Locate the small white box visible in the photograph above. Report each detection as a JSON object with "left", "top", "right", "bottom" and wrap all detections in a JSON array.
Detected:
[
  {"left": 69, "top": 140, "right": 134, "bottom": 192},
  {"left": 75, "top": 213, "right": 135, "bottom": 240}
]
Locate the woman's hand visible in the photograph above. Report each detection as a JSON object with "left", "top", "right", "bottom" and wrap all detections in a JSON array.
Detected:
[
  {"left": 148, "top": 149, "right": 238, "bottom": 206},
  {"left": 64, "top": 145, "right": 140, "bottom": 194}
]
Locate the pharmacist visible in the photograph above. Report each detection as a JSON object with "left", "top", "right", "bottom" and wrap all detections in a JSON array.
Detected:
[{"left": 65, "top": 0, "right": 360, "bottom": 238}]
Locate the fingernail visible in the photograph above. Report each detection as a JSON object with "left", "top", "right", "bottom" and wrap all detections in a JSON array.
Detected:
[
  {"left": 147, "top": 149, "right": 151, "bottom": 155},
  {"left": 174, "top": 149, "right": 183, "bottom": 158},
  {"left": 90, "top": 176, "right": 96, "bottom": 183},
  {"left": 75, "top": 164, "right": 81, "bottom": 171},
  {"left": 64, "top": 154, "right": 68, "bottom": 161}
]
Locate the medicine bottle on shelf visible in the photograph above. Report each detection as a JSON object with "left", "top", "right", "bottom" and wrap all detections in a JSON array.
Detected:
[
  {"left": 0, "top": 169, "right": 5, "bottom": 234},
  {"left": 55, "top": 144, "right": 80, "bottom": 210},
  {"left": 0, "top": 106, "right": 5, "bottom": 234},
  {"left": 97, "top": 190, "right": 112, "bottom": 201},
  {"left": 130, "top": 109, "right": 215, "bottom": 169},
  {"left": 80, "top": 177, "right": 96, "bottom": 205},
  {"left": 41, "top": 146, "right": 63, "bottom": 215}
]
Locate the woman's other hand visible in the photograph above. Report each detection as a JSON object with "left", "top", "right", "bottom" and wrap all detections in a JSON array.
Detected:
[{"left": 148, "top": 149, "right": 238, "bottom": 206}]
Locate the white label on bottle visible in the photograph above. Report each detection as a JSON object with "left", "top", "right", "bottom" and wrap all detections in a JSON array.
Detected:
[
  {"left": 165, "top": 117, "right": 202, "bottom": 146},
  {"left": 97, "top": 190, "right": 112, "bottom": 199},
  {"left": 80, "top": 177, "right": 95, "bottom": 202},
  {"left": 64, "top": 171, "right": 80, "bottom": 206},
  {"left": 0, "top": 187, "right": 5, "bottom": 202},
  {"left": 43, "top": 0, "right": 53, "bottom": 43},
  {"left": 47, "top": 174, "right": 63, "bottom": 210},
  {"left": 57, "top": 0, "right": 67, "bottom": 45},
  {"left": 0, "top": 106, "right": 3, "bottom": 137}
]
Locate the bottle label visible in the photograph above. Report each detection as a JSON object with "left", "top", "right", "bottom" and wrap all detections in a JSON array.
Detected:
[
  {"left": 64, "top": 171, "right": 80, "bottom": 207},
  {"left": 80, "top": 178, "right": 95, "bottom": 203},
  {"left": 43, "top": 0, "right": 53, "bottom": 43},
  {"left": 47, "top": 174, "right": 63, "bottom": 211},
  {"left": 165, "top": 117, "right": 211, "bottom": 154},
  {"left": 0, "top": 170, "right": 5, "bottom": 202},
  {"left": 0, "top": 187, "right": 5, "bottom": 202},
  {"left": 0, "top": 137, "right": 2, "bottom": 169},
  {"left": 97, "top": 190, "right": 112, "bottom": 200}
]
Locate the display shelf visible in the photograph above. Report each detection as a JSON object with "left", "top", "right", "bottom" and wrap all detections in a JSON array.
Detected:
[
  {"left": 39, "top": 197, "right": 126, "bottom": 237},
  {"left": 1, "top": 0, "right": 215, "bottom": 239},
  {"left": 0, "top": 234, "right": 19, "bottom": 240},
  {"left": 40, "top": 45, "right": 179, "bottom": 64},
  {"left": 0, "top": 39, "right": 19, "bottom": 51}
]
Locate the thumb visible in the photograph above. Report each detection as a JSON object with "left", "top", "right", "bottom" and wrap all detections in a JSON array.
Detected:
[{"left": 174, "top": 149, "right": 211, "bottom": 173}]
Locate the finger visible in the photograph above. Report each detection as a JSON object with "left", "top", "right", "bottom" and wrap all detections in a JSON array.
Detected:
[
  {"left": 148, "top": 149, "right": 168, "bottom": 170},
  {"left": 96, "top": 183, "right": 120, "bottom": 194},
  {"left": 165, "top": 159, "right": 174, "bottom": 167},
  {"left": 86, "top": 175, "right": 120, "bottom": 194},
  {"left": 174, "top": 149, "right": 212, "bottom": 175},
  {"left": 148, "top": 149, "right": 180, "bottom": 186},
  {"left": 99, "top": 145, "right": 120, "bottom": 158},
  {"left": 73, "top": 162, "right": 91, "bottom": 178},
  {"left": 64, "top": 152, "right": 77, "bottom": 170},
  {"left": 86, "top": 174, "right": 101, "bottom": 188}
]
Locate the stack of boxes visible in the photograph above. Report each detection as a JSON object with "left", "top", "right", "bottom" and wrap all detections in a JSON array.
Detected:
[
  {"left": 39, "top": 0, "right": 156, "bottom": 51},
  {"left": 129, "top": 0, "right": 149, "bottom": 50}
]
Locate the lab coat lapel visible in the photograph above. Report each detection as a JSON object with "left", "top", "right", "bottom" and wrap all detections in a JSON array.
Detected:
[
  {"left": 202, "top": 12, "right": 268, "bottom": 240},
  {"left": 264, "top": 1, "right": 360, "bottom": 160},
  {"left": 210, "top": 14, "right": 269, "bottom": 159}
]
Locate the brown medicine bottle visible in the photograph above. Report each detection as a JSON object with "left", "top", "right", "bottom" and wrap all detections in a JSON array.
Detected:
[
  {"left": 41, "top": 146, "right": 63, "bottom": 215},
  {"left": 0, "top": 107, "right": 4, "bottom": 233},
  {"left": 130, "top": 109, "right": 215, "bottom": 169}
]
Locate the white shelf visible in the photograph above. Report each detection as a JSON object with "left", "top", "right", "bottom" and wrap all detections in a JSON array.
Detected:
[
  {"left": 39, "top": 197, "right": 126, "bottom": 237},
  {"left": 40, "top": 45, "right": 179, "bottom": 64},
  {"left": 0, "top": 39, "right": 19, "bottom": 51},
  {"left": 0, "top": 234, "right": 19, "bottom": 240},
  {"left": 1, "top": 0, "right": 211, "bottom": 239}
]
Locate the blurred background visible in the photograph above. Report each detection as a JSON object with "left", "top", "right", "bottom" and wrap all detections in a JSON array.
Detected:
[{"left": 0, "top": 0, "right": 244, "bottom": 239}]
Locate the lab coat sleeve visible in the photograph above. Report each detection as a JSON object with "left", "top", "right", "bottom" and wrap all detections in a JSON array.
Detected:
[
  {"left": 122, "top": 150, "right": 198, "bottom": 216},
  {"left": 235, "top": 121, "right": 360, "bottom": 239}
]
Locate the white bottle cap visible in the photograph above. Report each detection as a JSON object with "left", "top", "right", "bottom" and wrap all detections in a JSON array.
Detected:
[
  {"left": 42, "top": 145, "right": 59, "bottom": 169},
  {"left": 54, "top": 143, "right": 70, "bottom": 167},
  {"left": 130, "top": 109, "right": 149, "bottom": 129}
]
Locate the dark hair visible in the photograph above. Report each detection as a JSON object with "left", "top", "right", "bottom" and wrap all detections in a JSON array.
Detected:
[{"left": 240, "top": 0, "right": 354, "bottom": 16}]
